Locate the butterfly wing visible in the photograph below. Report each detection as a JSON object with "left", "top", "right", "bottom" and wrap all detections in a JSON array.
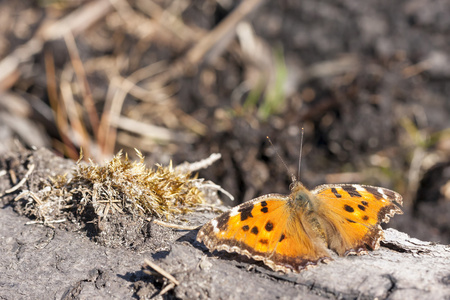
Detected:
[
  {"left": 311, "top": 184, "right": 403, "bottom": 255},
  {"left": 197, "top": 194, "right": 330, "bottom": 272}
]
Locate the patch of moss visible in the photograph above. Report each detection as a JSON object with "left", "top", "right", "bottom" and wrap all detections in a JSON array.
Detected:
[{"left": 22, "top": 149, "right": 206, "bottom": 224}]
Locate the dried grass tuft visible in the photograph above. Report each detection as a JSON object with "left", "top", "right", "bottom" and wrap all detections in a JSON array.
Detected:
[{"left": 17, "top": 149, "right": 216, "bottom": 225}]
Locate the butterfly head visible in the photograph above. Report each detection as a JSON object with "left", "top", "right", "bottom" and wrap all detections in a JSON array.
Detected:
[{"left": 289, "top": 181, "right": 315, "bottom": 211}]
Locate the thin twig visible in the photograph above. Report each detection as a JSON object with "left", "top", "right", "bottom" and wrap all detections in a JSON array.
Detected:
[
  {"left": 109, "top": 0, "right": 157, "bottom": 39},
  {"left": 99, "top": 77, "right": 129, "bottom": 155},
  {"left": 150, "top": 219, "right": 199, "bottom": 230},
  {"left": 110, "top": 115, "right": 196, "bottom": 143},
  {"left": 60, "top": 79, "right": 91, "bottom": 155},
  {"left": 14, "top": 190, "right": 42, "bottom": 205},
  {"left": 42, "top": 0, "right": 112, "bottom": 40},
  {"left": 199, "top": 182, "right": 235, "bottom": 201},
  {"left": 185, "top": 0, "right": 265, "bottom": 66},
  {"left": 9, "top": 169, "right": 17, "bottom": 184},
  {"left": 5, "top": 164, "right": 35, "bottom": 194},
  {"left": 64, "top": 32, "right": 100, "bottom": 140},
  {"left": 25, "top": 219, "right": 67, "bottom": 225},
  {"left": 143, "top": 259, "right": 180, "bottom": 285},
  {"left": 156, "top": 282, "right": 176, "bottom": 297},
  {"left": 136, "top": 0, "right": 203, "bottom": 43},
  {"left": 175, "top": 153, "right": 222, "bottom": 173}
]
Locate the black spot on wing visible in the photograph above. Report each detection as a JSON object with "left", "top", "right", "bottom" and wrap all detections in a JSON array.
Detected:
[
  {"left": 279, "top": 234, "right": 285, "bottom": 242},
  {"left": 344, "top": 204, "right": 354, "bottom": 213},
  {"left": 265, "top": 221, "right": 274, "bottom": 231},
  {"left": 342, "top": 186, "right": 362, "bottom": 197},
  {"left": 261, "top": 201, "right": 268, "bottom": 207},
  {"left": 239, "top": 204, "right": 254, "bottom": 221},
  {"left": 216, "top": 213, "right": 230, "bottom": 231},
  {"left": 259, "top": 239, "right": 269, "bottom": 245},
  {"left": 361, "top": 200, "right": 369, "bottom": 207},
  {"left": 331, "top": 187, "right": 342, "bottom": 198},
  {"left": 251, "top": 226, "right": 259, "bottom": 235},
  {"left": 362, "top": 215, "right": 369, "bottom": 221},
  {"left": 358, "top": 204, "right": 366, "bottom": 211},
  {"left": 242, "top": 225, "right": 249, "bottom": 231},
  {"left": 261, "top": 207, "right": 269, "bottom": 213},
  {"left": 346, "top": 218, "right": 356, "bottom": 223},
  {"left": 364, "top": 186, "right": 383, "bottom": 200}
]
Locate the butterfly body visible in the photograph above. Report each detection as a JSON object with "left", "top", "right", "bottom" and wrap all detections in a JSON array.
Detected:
[{"left": 197, "top": 181, "right": 403, "bottom": 273}]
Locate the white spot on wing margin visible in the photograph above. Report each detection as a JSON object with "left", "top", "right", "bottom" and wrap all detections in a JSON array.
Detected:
[
  {"left": 377, "top": 187, "right": 387, "bottom": 202},
  {"left": 211, "top": 219, "right": 219, "bottom": 233},
  {"left": 229, "top": 206, "right": 240, "bottom": 217}
]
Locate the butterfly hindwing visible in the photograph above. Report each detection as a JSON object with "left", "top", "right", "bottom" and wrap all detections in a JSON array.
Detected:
[{"left": 312, "top": 184, "right": 403, "bottom": 255}]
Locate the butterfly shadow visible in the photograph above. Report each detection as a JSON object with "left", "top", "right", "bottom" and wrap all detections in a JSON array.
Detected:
[{"left": 176, "top": 229, "right": 299, "bottom": 282}]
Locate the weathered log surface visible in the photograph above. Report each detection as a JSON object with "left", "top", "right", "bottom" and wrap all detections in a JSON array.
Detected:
[{"left": 1, "top": 148, "right": 449, "bottom": 299}]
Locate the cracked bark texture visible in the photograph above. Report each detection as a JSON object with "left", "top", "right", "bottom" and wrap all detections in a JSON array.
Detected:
[{"left": 1, "top": 148, "right": 449, "bottom": 299}]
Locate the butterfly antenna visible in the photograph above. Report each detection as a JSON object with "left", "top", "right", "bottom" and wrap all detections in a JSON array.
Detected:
[
  {"left": 297, "top": 127, "right": 304, "bottom": 182},
  {"left": 266, "top": 136, "right": 296, "bottom": 182}
]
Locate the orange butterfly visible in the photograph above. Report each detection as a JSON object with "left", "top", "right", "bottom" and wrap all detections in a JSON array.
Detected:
[{"left": 197, "top": 181, "right": 403, "bottom": 272}]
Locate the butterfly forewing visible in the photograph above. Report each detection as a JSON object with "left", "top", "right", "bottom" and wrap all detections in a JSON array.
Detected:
[{"left": 197, "top": 194, "right": 331, "bottom": 272}]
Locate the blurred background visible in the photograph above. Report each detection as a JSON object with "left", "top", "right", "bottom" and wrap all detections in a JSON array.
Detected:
[{"left": 0, "top": 0, "right": 449, "bottom": 243}]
